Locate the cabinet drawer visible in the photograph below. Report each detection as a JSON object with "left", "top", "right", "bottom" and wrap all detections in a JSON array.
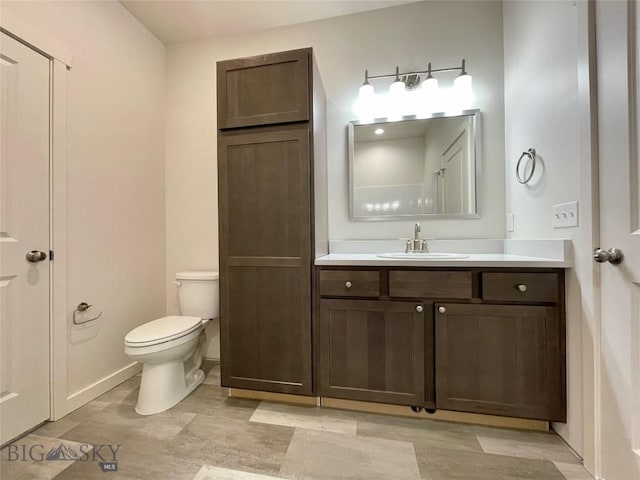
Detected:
[
  {"left": 482, "top": 273, "right": 559, "bottom": 303},
  {"left": 319, "top": 270, "right": 380, "bottom": 298},
  {"left": 389, "top": 271, "right": 472, "bottom": 299}
]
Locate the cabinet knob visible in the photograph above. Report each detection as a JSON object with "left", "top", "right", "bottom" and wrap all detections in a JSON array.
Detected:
[
  {"left": 516, "top": 284, "right": 527, "bottom": 292},
  {"left": 438, "top": 306, "right": 446, "bottom": 314},
  {"left": 416, "top": 305, "right": 423, "bottom": 313},
  {"left": 345, "top": 281, "right": 352, "bottom": 289}
]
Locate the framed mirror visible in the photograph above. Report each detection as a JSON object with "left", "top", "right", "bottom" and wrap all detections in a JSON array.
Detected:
[{"left": 348, "top": 110, "right": 480, "bottom": 220}]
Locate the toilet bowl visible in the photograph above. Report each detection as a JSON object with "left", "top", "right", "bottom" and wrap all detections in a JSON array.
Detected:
[{"left": 124, "top": 271, "right": 219, "bottom": 415}]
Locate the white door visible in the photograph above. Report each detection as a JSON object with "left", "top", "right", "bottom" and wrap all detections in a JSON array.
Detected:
[
  {"left": 595, "top": 1, "right": 640, "bottom": 479},
  {"left": 0, "top": 32, "right": 51, "bottom": 445}
]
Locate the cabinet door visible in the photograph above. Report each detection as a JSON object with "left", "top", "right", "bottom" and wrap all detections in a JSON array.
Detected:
[
  {"left": 435, "top": 304, "right": 565, "bottom": 421},
  {"left": 319, "top": 299, "right": 425, "bottom": 406},
  {"left": 218, "top": 127, "right": 312, "bottom": 395},
  {"left": 217, "top": 48, "right": 310, "bottom": 129}
]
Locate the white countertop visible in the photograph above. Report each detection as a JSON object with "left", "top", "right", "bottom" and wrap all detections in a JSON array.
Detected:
[
  {"left": 314, "top": 239, "right": 572, "bottom": 268},
  {"left": 314, "top": 253, "right": 569, "bottom": 268}
]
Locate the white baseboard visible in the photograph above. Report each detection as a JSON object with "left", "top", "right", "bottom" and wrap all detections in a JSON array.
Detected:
[
  {"left": 204, "top": 356, "right": 220, "bottom": 362},
  {"left": 52, "top": 362, "right": 142, "bottom": 420}
]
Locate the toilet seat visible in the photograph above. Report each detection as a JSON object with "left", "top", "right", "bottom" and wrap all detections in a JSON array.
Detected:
[{"left": 124, "top": 316, "right": 202, "bottom": 348}]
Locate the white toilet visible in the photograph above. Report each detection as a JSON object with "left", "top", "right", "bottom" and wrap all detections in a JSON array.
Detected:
[{"left": 124, "top": 271, "right": 219, "bottom": 415}]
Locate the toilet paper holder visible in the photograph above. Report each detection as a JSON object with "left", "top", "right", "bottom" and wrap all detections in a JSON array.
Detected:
[{"left": 73, "top": 302, "right": 103, "bottom": 325}]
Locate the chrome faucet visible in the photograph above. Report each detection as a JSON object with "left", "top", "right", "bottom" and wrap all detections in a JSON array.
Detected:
[{"left": 405, "top": 223, "right": 429, "bottom": 253}]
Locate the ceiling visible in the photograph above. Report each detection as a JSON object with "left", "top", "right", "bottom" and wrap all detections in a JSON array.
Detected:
[{"left": 120, "top": 0, "right": 419, "bottom": 45}]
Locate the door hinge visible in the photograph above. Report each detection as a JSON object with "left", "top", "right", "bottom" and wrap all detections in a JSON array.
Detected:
[{"left": 49, "top": 250, "right": 54, "bottom": 261}]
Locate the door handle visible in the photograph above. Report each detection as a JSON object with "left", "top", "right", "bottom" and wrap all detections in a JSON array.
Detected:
[
  {"left": 26, "top": 250, "right": 47, "bottom": 262},
  {"left": 593, "top": 247, "right": 623, "bottom": 265}
]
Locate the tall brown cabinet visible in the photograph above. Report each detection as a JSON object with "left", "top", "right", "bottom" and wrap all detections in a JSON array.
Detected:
[{"left": 217, "top": 48, "right": 327, "bottom": 395}]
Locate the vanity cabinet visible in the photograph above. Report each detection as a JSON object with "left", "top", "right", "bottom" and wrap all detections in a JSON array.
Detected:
[
  {"left": 435, "top": 303, "right": 565, "bottom": 421},
  {"left": 319, "top": 299, "right": 427, "bottom": 406},
  {"left": 218, "top": 48, "right": 327, "bottom": 395},
  {"left": 316, "top": 266, "right": 566, "bottom": 422}
]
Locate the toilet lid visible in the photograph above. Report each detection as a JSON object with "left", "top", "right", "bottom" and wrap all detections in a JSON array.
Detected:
[
  {"left": 176, "top": 271, "right": 218, "bottom": 281},
  {"left": 124, "top": 316, "right": 202, "bottom": 347}
]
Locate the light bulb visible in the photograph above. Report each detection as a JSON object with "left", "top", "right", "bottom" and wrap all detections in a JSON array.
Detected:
[
  {"left": 454, "top": 73, "right": 473, "bottom": 109},
  {"left": 418, "top": 77, "right": 439, "bottom": 116},
  {"left": 359, "top": 83, "right": 374, "bottom": 99},
  {"left": 387, "top": 80, "right": 406, "bottom": 120},
  {"left": 422, "top": 77, "right": 438, "bottom": 93},
  {"left": 354, "top": 83, "right": 375, "bottom": 122},
  {"left": 389, "top": 80, "right": 405, "bottom": 96}
]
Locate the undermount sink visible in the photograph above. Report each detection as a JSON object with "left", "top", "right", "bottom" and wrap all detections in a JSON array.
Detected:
[{"left": 376, "top": 252, "right": 469, "bottom": 260}]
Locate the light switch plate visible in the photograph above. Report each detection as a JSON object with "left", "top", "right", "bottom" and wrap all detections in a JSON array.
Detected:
[
  {"left": 552, "top": 201, "right": 579, "bottom": 228},
  {"left": 506, "top": 213, "right": 514, "bottom": 232}
]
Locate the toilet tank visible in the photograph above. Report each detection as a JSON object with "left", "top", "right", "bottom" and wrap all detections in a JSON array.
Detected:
[{"left": 175, "top": 271, "right": 219, "bottom": 319}]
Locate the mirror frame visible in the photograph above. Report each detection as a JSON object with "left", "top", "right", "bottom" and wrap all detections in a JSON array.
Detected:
[{"left": 348, "top": 109, "right": 481, "bottom": 221}]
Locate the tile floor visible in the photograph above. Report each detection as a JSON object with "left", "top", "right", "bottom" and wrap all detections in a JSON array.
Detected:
[{"left": 1, "top": 361, "right": 593, "bottom": 480}]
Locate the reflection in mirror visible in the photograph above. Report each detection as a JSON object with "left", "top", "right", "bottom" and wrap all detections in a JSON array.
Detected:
[{"left": 348, "top": 110, "right": 480, "bottom": 220}]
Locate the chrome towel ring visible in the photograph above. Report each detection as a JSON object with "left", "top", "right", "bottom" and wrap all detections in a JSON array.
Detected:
[{"left": 516, "top": 148, "right": 536, "bottom": 184}]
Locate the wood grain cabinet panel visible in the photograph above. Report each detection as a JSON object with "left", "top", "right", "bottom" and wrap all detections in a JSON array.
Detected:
[
  {"left": 218, "top": 127, "right": 312, "bottom": 395},
  {"left": 319, "top": 299, "right": 426, "bottom": 406},
  {"left": 435, "top": 303, "right": 565, "bottom": 421},
  {"left": 219, "top": 128, "right": 310, "bottom": 259},
  {"left": 389, "top": 270, "right": 472, "bottom": 299},
  {"left": 222, "top": 266, "right": 311, "bottom": 394},
  {"left": 319, "top": 270, "right": 380, "bottom": 298},
  {"left": 482, "top": 272, "right": 559, "bottom": 303},
  {"left": 217, "top": 49, "right": 310, "bottom": 129}
]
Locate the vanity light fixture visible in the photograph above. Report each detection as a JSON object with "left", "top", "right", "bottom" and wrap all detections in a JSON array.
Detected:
[
  {"left": 354, "top": 59, "right": 473, "bottom": 120},
  {"left": 388, "top": 66, "right": 406, "bottom": 96},
  {"left": 359, "top": 70, "right": 374, "bottom": 99},
  {"left": 422, "top": 63, "right": 439, "bottom": 91},
  {"left": 354, "top": 69, "right": 376, "bottom": 122},
  {"left": 374, "top": 128, "right": 384, "bottom": 135},
  {"left": 387, "top": 66, "right": 407, "bottom": 120},
  {"left": 453, "top": 59, "right": 473, "bottom": 108}
]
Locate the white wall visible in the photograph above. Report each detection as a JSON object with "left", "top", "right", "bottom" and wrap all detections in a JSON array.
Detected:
[
  {"left": 354, "top": 137, "right": 425, "bottom": 187},
  {"left": 504, "top": 0, "right": 596, "bottom": 464},
  {"left": 353, "top": 137, "right": 426, "bottom": 217},
  {"left": 166, "top": 0, "right": 505, "bottom": 358},
  {"left": 1, "top": 1, "right": 166, "bottom": 416}
]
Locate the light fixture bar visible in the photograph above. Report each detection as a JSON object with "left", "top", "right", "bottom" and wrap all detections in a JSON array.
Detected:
[{"left": 364, "top": 59, "right": 467, "bottom": 82}]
